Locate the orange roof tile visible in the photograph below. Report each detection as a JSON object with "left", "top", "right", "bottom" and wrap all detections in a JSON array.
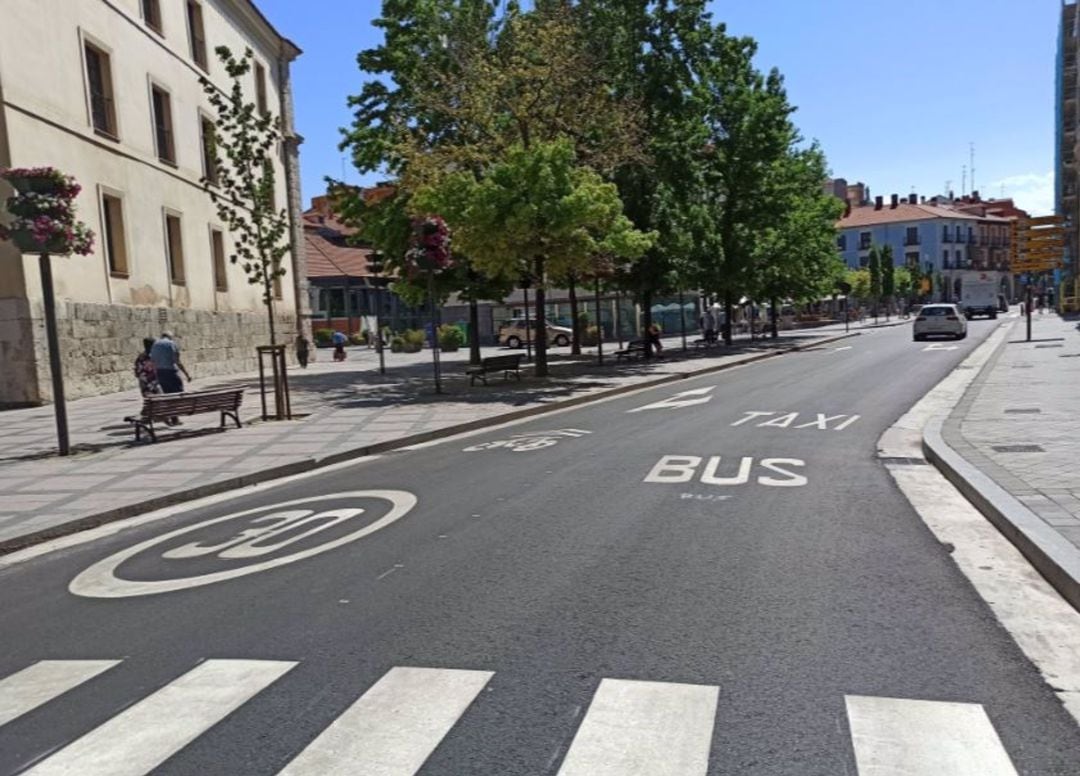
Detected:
[{"left": 838, "top": 202, "right": 994, "bottom": 228}]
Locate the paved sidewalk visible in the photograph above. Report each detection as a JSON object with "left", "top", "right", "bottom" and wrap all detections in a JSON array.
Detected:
[{"left": 0, "top": 321, "right": 893, "bottom": 549}]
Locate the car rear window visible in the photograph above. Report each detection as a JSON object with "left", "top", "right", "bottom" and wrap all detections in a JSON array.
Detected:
[{"left": 921, "top": 307, "right": 951, "bottom": 316}]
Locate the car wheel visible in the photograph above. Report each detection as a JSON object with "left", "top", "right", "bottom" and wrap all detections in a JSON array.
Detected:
[
  {"left": 506, "top": 336, "right": 521, "bottom": 349},
  {"left": 913, "top": 334, "right": 924, "bottom": 342},
  {"left": 990, "top": 313, "right": 998, "bottom": 319},
  {"left": 957, "top": 332, "right": 967, "bottom": 340},
  {"left": 554, "top": 334, "right": 570, "bottom": 347}
]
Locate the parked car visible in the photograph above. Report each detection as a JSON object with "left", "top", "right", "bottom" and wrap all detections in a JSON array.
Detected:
[
  {"left": 913, "top": 303, "right": 967, "bottom": 341},
  {"left": 498, "top": 318, "right": 573, "bottom": 348}
]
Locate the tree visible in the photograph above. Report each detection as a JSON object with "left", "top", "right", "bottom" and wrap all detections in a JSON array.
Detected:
[
  {"left": 415, "top": 140, "right": 653, "bottom": 375},
  {"left": 201, "top": 46, "right": 290, "bottom": 346},
  {"left": 845, "top": 268, "right": 871, "bottom": 305},
  {"left": 868, "top": 245, "right": 882, "bottom": 321},
  {"left": 894, "top": 266, "right": 913, "bottom": 310},
  {"left": 880, "top": 244, "right": 895, "bottom": 320}
]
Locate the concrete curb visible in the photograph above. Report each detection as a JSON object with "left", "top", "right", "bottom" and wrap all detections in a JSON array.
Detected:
[
  {"left": 0, "top": 330, "right": 860, "bottom": 554},
  {"left": 924, "top": 410, "right": 1080, "bottom": 614}
]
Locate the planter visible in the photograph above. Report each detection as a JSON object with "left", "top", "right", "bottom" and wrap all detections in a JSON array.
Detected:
[
  {"left": 439, "top": 345, "right": 460, "bottom": 352},
  {"left": 6, "top": 228, "right": 67, "bottom": 254}
]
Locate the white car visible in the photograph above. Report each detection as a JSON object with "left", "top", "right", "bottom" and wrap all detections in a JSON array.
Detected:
[{"left": 913, "top": 303, "right": 967, "bottom": 341}]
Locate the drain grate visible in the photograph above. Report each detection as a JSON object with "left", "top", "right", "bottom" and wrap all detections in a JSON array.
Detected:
[
  {"left": 992, "top": 444, "right": 1045, "bottom": 453},
  {"left": 1004, "top": 408, "right": 1041, "bottom": 414},
  {"left": 879, "top": 457, "right": 930, "bottom": 466},
  {"left": 1036, "top": 344, "right": 1064, "bottom": 349},
  {"left": 1011, "top": 364, "right": 1034, "bottom": 369},
  {"left": 1061, "top": 353, "right": 1080, "bottom": 358}
]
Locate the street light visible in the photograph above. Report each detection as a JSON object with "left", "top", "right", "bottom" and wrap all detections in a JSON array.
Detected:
[{"left": 369, "top": 250, "right": 386, "bottom": 375}]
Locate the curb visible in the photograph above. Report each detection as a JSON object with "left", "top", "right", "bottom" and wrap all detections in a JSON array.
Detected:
[
  {"left": 923, "top": 412, "right": 1080, "bottom": 615},
  {"left": 0, "top": 330, "right": 860, "bottom": 554}
]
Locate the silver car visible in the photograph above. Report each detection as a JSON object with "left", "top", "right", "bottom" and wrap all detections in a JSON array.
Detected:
[{"left": 913, "top": 303, "right": 968, "bottom": 341}]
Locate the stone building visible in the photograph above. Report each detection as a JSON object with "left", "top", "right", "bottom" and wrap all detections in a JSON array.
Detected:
[{"left": 0, "top": 0, "right": 307, "bottom": 406}]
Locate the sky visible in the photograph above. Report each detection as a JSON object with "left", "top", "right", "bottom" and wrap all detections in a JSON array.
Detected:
[{"left": 257, "top": 0, "right": 1061, "bottom": 216}]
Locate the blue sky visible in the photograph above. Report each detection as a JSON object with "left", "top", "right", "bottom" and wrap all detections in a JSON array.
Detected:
[{"left": 258, "top": 0, "right": 1060, "bottom": 215}]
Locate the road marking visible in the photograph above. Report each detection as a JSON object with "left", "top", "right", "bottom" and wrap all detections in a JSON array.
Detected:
[
  {"left": 24, "top": 659, "right": 295, "bottom": 776},
  {"left": 627, "top": 386, "right": 715, "bottom": 413},
  {"left": 463, "top": 429, "right": 591, "bottom": 452},
  {"left": 644, "top": 456, "right": 808, "bottom": 487},
  {"left": 69, "top": 491, "right": 417, "bottom": 598},
  {"left": 0, "top": 660, "right": 120, "bottom": 727},
  {"left": 279, "top": 666, "right": 493, "bottom": 776},
  {"left": 731, "top": 411, "right": 859, "bottom": 431},
  {"left": 556, "top": 678, "right": 718, "bottom": 776},
  {"left": 845, "top": 695, "right": 1017, "bottom": 775},
  {"left": 923, "top": 343, "right": 959, "bottom": 351},
  {"left": 833, "top": 345, "right": 853, "bottom": 352}
]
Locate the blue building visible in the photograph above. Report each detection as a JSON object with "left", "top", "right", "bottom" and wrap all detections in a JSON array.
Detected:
[{"left": 836, "top": 194, "right": 1011, "bottom": 301}]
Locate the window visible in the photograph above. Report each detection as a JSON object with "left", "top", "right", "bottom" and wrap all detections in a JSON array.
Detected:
[
  {"left": 942, "top": 249, "right": 950, "bottom": 268},
  {"left": 142, "top": 0, "right": 162, "bottom": 35},
  {"left": 942, "top": 225, "right": 950, "bottom": 242},
  {"left": 84, "top": 43, "right": 117, "bottom": 138},
  {"left": 187, "top": 1, "right": 207, "bottom": 70},
  {"left": 101, "top": 194, "right": 128, "bottom": 276},
  {"left": 255, "top": 61, "right": 268, "bottom": 116},
  {"left": 211, "top": 228, "right": 228, "bottom": 291},
  {"left": 904, "top": 226, "right": 919, "bottom": 246},
  {"left": 165, "top": 213, "right": 185, "bottom": 284},
  {"left": 200, "top": 115, "right": 217, "bottom": 184},
  {"left": 837, "top": 235, "right": 847, "bottom": 251},
  {"left": 859, "top": 231, "right": 872, "bottom": 250},
  {"left": 967, "top": 227, "right": 974, "bottom": 244},
  {"left": 151, "top": 85, "right": 175, "bottom": 164}
]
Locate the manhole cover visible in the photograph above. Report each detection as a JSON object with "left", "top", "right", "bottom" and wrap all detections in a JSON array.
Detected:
[
  {"left": 1036, "top": 344, "right": 1064, "bottom": 349},
  {"left": 992, "top": 444, "right": 1045, "bottom": 453},
  {"left": 1004, "top": 408, "right": 1041, "bottom": 414}
]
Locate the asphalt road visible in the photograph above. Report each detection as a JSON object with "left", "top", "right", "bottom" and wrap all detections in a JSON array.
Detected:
[{"left": 2, "top": 315, "right": 1079, "bottom": 775}]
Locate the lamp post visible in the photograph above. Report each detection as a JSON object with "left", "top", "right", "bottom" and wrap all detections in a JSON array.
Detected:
[
  {"left": 428, "top": 271, "right": 443, "bottom": 394},
  {"left": 368, "top": 251, "right": 386, "bottom": 375},
  {"left": 520, "top": 273, "right": 533, "bottom": 362}
]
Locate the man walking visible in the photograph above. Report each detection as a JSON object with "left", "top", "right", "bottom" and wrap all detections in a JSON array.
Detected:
[{"left": 150, "top": 331, "right": 191, "bottom": 425}]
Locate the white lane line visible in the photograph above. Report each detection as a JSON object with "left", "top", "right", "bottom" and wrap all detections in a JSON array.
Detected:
[
  {"left": 845, "top": 695, "right": 1018, "bottom": 776},
  {"left": 556, "top": 678, "right": 718, "bottom": 776},
  {"left": 25, "top": 659, "right": 295, "bottom": 776},
  {"left": 279, "top": 666, "right": 493, "bottom": 776},
  {"left": 627, "top": 386, "right": 716, "bottom": 413},
  {"left": 0, "top": 660, "right": 120, "bottom": 727},
  {"left": 833, "top": 346, "right": 853, "bottom": 352}
]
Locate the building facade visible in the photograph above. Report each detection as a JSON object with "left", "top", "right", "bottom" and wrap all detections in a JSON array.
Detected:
[
  {"left": 1059, "top": 2, "right": 1078, "bottom": 282},
  {"left": 836, "top": 194, "right": 1013, "bottom": 302},
  {"left": 0, "top": 0, "right": 307, "bottom": 406}
]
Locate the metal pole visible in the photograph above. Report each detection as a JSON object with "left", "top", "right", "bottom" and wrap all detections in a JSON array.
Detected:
[
  {"left": 594, "top": 276, "right": 604, "bottom": 365},
  {"left": 38, "top": 253, "right": 70, "bottom": 455},
  {"left": 1026, "top": 282, "right": 1032, "bottom": 342},
  {"left": 428, "top": 272, "right": 442, "bottom": 394},
  {"left": 615, "top": 290, "right": 624, "bottom": 349},
  {"left": 679, "top": 289, "right": 687, "bottom": 351},
  {"left": 374, "top": 279, "right": 385, "bottom": 375},
  {"left": 523, "top": 285, "right": 533, "bottom": 362}
]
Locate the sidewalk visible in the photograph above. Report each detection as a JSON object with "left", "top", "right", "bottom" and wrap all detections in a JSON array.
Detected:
[
  {"left": 925, "top": 311, "right": 1080, "bottom": 609},
  {"left": 0, "top": 321, "right": 894, "bottom": 550}
]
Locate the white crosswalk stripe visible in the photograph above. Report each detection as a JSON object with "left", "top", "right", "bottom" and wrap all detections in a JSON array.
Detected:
[
  {"left": 845, "top": 694, "right": 1019, "bottom": 775},
  {"left": 0, "top": 659, "right": 1027, "bottom": 775},
  {"left": 279, "top": 666, "right": 493, "bottom": 776},
  {"left": 23, "top": 659, "right": 295, "bottom": 776},
  {"left": 557, "top": 678, "right": 719, "bottom": 776},
  {"left": 0, "top": 660, "right": 119, "bottom": 727}
]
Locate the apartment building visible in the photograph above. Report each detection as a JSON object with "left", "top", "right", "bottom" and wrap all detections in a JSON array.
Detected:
[
  {"left": 0, "top": 0, "right": 306, "bottom": 406},
  {"left": 1059, "top": 2, "right": 1078, "bottom": 281}
]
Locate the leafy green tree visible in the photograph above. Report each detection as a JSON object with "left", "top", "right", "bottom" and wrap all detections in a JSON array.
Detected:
[
  {"left": 846, "top": 268, "right": 871, "bottom": 306},
  {"left": 415, "top": 140, "right": 653, "bottom": 375},
  {"left": 881, "top": 244, "right": 895, "bottom": 320},
  {"left": 868, "top": 245, "right": 882, "bottom": 321},
  {"left": 201, "top": 46, "right": 290, "bottom": 345},
  {"left": 894, "top": 266, "right": 914, "bottom": 310}
]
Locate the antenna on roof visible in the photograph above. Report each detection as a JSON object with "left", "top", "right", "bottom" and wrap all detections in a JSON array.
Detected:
[
  {"left": 970, "top": 142, "right": 976, "bottom": 195},
  {"left": 945, "top": 180, "right": 952, "bottom": 198},
  {"left": 961, "top": 165, "right": 967, "bottom": 196},
  {"left": 341, "top": 155, "right": 347, "bottom": 183}
]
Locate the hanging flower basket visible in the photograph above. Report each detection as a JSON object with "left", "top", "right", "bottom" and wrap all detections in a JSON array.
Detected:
[
  {"left": 404, "top": 216, "right": 454, "bottom": 275},
  {"left": 0, "top": 167, "right": 93, "bottom": 256},
  {"left": 1, "top": 167, "right": 81, "bottom": 197}
]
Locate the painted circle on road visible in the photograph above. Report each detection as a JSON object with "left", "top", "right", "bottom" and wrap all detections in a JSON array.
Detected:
[{"left": 69, "top": 491, "right": 417, "bottom": 598}]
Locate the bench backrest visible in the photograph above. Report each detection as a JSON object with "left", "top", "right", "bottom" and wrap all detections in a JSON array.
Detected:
[
  {"left": 482, "top": 354, "right": 522, "bottom": 369},
  {"left": 143, "top": 389, "right": 243, "bottom": 419}
]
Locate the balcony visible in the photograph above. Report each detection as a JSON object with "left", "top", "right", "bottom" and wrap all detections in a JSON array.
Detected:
[{"left": 903, "top": 236, "right": 921, "bottom": 246}]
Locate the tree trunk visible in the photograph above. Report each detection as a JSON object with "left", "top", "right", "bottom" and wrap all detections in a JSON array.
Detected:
[
  {"left": 641, "top": 288, "right": 653, "bottom": 358},
  {"left": 266, "top": 282, "right": 277, "bottom": 346},
  {"left": 568, "top": 273, "right": 581, "bottom": 355},
  {"left": 770, "top": 297, "right": 779, "bottom": 339},
  {"left": 533, "top": 256, "right": 549, "bottom": 377},
  {"left": 468, "top": 296, "right": 481, "bottom": 366},
  {"left": 723, "top": 291, "right": 734, "bottom": 346}
]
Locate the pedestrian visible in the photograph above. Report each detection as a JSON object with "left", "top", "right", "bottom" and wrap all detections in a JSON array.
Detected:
[
  {"left": 332, "top": 330, "right": 348, "bottom": 361},
  {"left": 1037, "top": 293, "right": 1046, "bottom": 314},
  {"left": 295, "top": 333, "right": 310, "bottom": 369},
  {"left": 133, "top": 337, "right": 160, "bottom": 396},
  {"left": 700, "top": 308, "right": 716, "bottom": 344},
  {"left": 150, "top": 331, "right": 191, "bottom": 425},
  {"left": 647, "top": 323, "right": 664, "bottom": 356}
]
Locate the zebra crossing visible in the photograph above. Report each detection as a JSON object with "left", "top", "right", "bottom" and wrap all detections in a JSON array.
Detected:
[{"left": 0, "top": 659, "right": 1019, "bottom": 775}]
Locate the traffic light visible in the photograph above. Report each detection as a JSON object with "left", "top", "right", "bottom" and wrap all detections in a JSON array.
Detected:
[{"left": 368, "top": 251, "right": 384, "bottom": 276}]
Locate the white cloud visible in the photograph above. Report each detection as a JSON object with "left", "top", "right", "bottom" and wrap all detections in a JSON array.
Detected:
[{"left": 989, "top": 171, "right": 1055, "bottom": 216}]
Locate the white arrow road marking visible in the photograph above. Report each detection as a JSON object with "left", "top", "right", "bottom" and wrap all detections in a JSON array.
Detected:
[
  {"left": 280, "top": 667, "right": 493, "bottom": 776},
  {"left": 25, "top": 660, "right": 295, "bottom": 776},
  {"left": 846, "top": 695, "right": 1018, "bottom": 775},
  {"left": 557, "top": 678, "right": 718, "bottom": 776},
  {"left": 0, "top": 661, "right": 120, "bottom": 727},
  {"left": 628, "top": 386, "right": 716, "bottom": 413},
  {"left": 923, "top": 343, "right": 959, "bottom": 351}
]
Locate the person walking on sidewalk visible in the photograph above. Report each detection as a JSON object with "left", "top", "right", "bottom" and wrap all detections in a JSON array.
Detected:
[
  {"left": 150, "top": 332, "right": 191, "bottom": 425},
  {"left": 134, "top": 337, "right": 161, "bottom": 396},
  {"left": 331, "top": 330, "right": 348, "bottom": 361}
]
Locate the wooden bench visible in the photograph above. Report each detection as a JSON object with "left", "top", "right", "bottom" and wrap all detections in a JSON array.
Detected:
[
  {"left": 614, "top": 340, "right": 649, "bottom": 361},
  {"left": 466, "top": 354, "right": 523, "bottom": 386},
  {"left": 125, "top": 388, "right": 244, "bottom": 442}
]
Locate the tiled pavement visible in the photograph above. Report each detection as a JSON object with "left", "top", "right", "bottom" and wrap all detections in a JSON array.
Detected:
[
  {"left": 942, "top": 312, "right": 1080, "bottom": 552},
  {"left": 0, "top": 323, "right": 887, "bottom": 547}
]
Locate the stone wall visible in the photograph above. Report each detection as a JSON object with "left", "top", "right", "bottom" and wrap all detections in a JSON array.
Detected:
[{"left": 0, "top": 300, "right": 297, "bottom": 406}]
